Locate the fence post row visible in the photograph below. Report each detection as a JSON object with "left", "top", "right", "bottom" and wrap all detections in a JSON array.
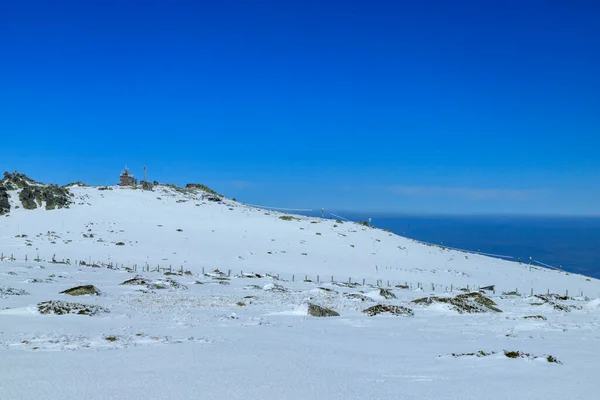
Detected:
[{"left": 0, "top": 252, "right": 593, "bottom": 297}]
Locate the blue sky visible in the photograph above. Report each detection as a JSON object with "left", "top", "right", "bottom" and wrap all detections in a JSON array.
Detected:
[{"left": 1, "top": 1, "right": 599, "bottom": 215}]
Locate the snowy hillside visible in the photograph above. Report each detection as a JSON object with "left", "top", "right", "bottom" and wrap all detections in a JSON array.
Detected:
[
  {"left": 1, "top": 173, "right": 600, "bottom": 399},
  {"left": 1, "top": 175, "right": 597, "bottom": 295}
]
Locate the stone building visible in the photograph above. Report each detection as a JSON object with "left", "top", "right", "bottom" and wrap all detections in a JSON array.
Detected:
[{"left": 119, "top": 167, "right": 138, "bottom": 186}]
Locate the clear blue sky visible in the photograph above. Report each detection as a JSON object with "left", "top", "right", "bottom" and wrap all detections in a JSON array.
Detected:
[{"left": 1, "top": 1, "right": 599, "bottom": 215}]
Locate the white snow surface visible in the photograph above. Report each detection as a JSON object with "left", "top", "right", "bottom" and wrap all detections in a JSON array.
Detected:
[{"left": 1, "top": 185, "right": 599, "bottom": 399}]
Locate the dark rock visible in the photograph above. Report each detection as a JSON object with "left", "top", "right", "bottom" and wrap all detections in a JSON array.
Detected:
[
  {"left": 140, "top": 181, "right": 154, "bottom": 191},
  {"left": 2, "top": 172, "right": 72, "bottom": 211},
  {"left": 203, "top": 193, "right": 222, "bottom": 202},
  {"left": 0, "top": 186, "right": 10, "bottom": 215},
  {"left": 2, "top": 171, "right": 39, "bottom": 188},
  {"left": 307, "top": 303, "right": 340, "bottom": 317},
  {"left": 19, "top": 186, "right": 40, "bottom": 209},
  {"left": 7, "top": 173, "right": 73, "bottom": 211},
  {"left": 42, "top": 185, "right": 72, "bottom": 210}
]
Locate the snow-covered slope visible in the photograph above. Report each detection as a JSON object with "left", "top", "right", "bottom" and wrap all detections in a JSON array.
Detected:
[
  {"left": 1, "top": 179, "right": 600, "bottom": 400},
  {"left": 1, "top": 183, "right": 597, "bottom": 295}
]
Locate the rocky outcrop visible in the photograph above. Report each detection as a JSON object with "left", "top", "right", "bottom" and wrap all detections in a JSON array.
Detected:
[
  {"left": 0, "top": 186, "right": 10, "bottom": 215},
  {"left": 42, "top": 185, "right": 72, "bottom": 210},
  {"left": 2, "top": 171, "right": 39, "bottom": 189},
  {"left": 19, "top": 186, "right": 40, "bottom": 209},
  {"left": 2, "top": 171, "right": 73, "bottom": 211}
]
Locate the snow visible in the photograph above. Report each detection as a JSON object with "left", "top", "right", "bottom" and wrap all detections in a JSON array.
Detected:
[{"left": 1, "top": 184, "right": 600, "bottom": 399}]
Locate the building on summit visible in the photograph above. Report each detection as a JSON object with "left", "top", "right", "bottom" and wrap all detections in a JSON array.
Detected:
[{"left": 119, "top": 166, "right": 138, "bottom": 186}]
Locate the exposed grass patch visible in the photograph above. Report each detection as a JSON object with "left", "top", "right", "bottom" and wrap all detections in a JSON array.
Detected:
[
  {"left": 534, "top": 294, "right": 578, "bottom": 312},
  {"left": 451, "top": 350, "right": 495, "bottom": 358},
  {"left": 38, "top": 300, "right": 109, "bottom": 316},
  {"left": 413, "top": 292, "right": 502, "bottom": 314},
  {"left": 345, "top": 293, "right": 373, "bottom": 302},
  {"left": 0, "top": 287, "right": 30, "bottom": 297},
  {"left": 524, "top": 315, "right": 547, "bottom": 320},
  {"left": 363, "top": 304, "right": 414, "bottom": 317}
]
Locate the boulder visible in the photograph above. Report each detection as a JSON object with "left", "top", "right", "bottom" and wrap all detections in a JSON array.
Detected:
[
  {"left": 307, "top": 303, "right": 340, "bottom": 317},
  {"left": 60, "top": 285, "right": 101, "bottom": 296}
]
